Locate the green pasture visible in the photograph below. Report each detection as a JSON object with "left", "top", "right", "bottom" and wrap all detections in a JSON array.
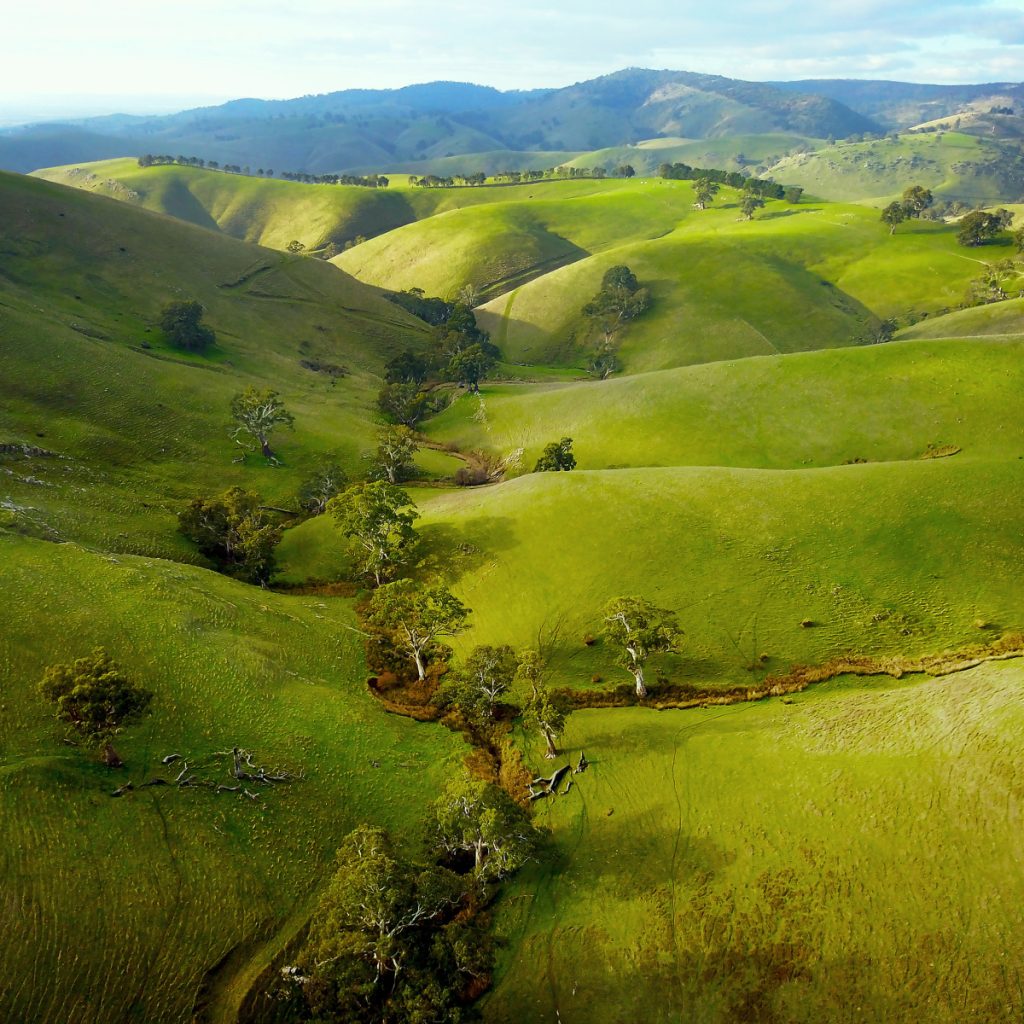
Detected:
[{"left": 486, "top": 659, "right": 1024, "bottom": 1022}]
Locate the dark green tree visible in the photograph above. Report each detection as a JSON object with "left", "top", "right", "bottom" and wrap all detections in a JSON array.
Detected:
[
  {"left": 739, "top": 190, "right": 766, "bottom": 221},
  {"left": 881, "top": 201, "right": 907, "bottom": 235},
  {"left": 901, "top": 185, "right": 934, "bottom": 217},
  {"left": 293, "top": 825, "right": 487, "bottom": 1024},
  {"left": 693, "top": 177, "right": 720, "bottom": 209},
  {"left": 297, "top": 457, "right": 348, "bottom": 515},
  {"left": 377, "top": 382, "right": 429, "bottom": 427},
  {"left": 39, "top": 649, "right": 153, "bottom": 767},
  {"left": 159, "top": 300, "right": 215, "bottom": 352},
  {"left": 783, "top": 186, "right": 804, "bottom": 204},
  {"left": 178, "top": 486, "right": 281, "bottom": 584},
  {"left": 437, "top": 644, "right": 518, "bottom": 723},
  {"left": 957, "top": 210, "right": 1009, "bottom": 247},
  {"left": 446, "top": 343, "right": 494, "bottom": 393},
  {"left": 430, "top": 775, "right": 540, "bottom": 881},
  {"left": 534, "top": 437, "right": 576, "bottom": 472}
]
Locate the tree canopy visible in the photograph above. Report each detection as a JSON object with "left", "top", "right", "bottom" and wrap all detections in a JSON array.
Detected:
[
  {"left": 957, "top": 209, "right": 1013, "bottom": 247},
  {"left": 159, "top": 300, "right": 215, "bottom": 352},
  {"left": 294, "top": 825, "right": 487, "bottom": 1024},
  {"left": 534, "top": 437, "right": 577, "bottom": 473},
  {"left": 178, "top": 486, "right": 281, "bottom": 585},
  {"left": 39, "top": 649, "right": 153, "bottom": 766},
  {"left": 437, "top": 644, "right": 518, "bottom": 724},
  {"left": 329, "top": 482, "right": 419, "bottom": 587},
  {"left": 603, "top": 596, "right": 682, "bottom": 698},
  {"left": 230, "top": 387, "right": 294, "bottom": 463},
  {"left": 365, "top": 580, "right": 469, "bottom": 680},
  {"left": 430, "top": 775, "right": 540, "bottom": 882}
]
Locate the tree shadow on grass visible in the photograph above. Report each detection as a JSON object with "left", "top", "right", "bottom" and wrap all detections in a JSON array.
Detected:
[{"left": 415, "top": 516, "right": 517, "bottom": 584}]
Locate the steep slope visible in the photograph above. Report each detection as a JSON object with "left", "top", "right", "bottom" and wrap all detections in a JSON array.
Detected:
[
  {"left": 772, "top": 78, "right": 1024, "bottom": 129},
  {"left": 0, "top": 170, "right": 430, "bottom": 553}
]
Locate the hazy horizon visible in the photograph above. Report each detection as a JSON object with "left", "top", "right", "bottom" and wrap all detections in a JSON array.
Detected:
[{"left": 3, "top": 0, "right": 1022, "bottom": 125}]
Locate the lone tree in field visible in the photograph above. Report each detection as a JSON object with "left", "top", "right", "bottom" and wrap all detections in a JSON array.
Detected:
[
  {"left": 430, "top": 774, "right": 539, "bottom": 882},
  {"left": 294, "top": 825, "right": 484, "bottom": 1023},
  {"left": 437, "top": 644, "right": 518, "bottom": 723},
  {"left": 739, "top": 190, "right": 766, "bottom": 221},
  {"left": 693, "top": 177, "right": 720, "bottom": 210},
  {"left": 371, "top": 425, "right": 420, "bottom": 484},
  {"left": 519, "top": 649, "right": 571, "bottom": 758},
  {"left": 603, "top": 596, "right": 682, "bottom": 698},
  {"left": 178, "top": 486, "right": 282, "bottom": 585},
  {"left": 39, "top": 649, "right": 153, "bottom": 767},
  {"left": 230, "top": 387, "right": 294, "bottom": 463},
  {"left": 366, "top": 580, "right": 470, "bottom": 681},
  {"left": 159, "top": 300, "right": 215, "bottom": 352},
  {"left": 329, "top": 482, "right": 419, "bottom": 586},
  {"left": 534, "top": 437, "right": 576, "bottom": 472},
  {"left": 901, "top": 185, "right": 934, "bottom": 218},
  {"left": 881, "top": 201, "right": 907, "bottom": 235},
  {"left": 784, "top": 186, "right": 804, "bottom": 204}
]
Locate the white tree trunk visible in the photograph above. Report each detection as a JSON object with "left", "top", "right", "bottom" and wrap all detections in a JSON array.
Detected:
[
  {"left": 633, "top": 665, "right": 647, "bottom": 699},
  {"left": 413, "top": 647, "right": 426, "bottom": 681}
]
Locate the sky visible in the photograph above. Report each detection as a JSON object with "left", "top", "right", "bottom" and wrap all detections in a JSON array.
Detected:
[{"left": 1, "top": 0, "right": 1022, "bottom": 122}]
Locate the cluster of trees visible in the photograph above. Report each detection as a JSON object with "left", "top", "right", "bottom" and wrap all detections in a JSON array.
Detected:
[
  {"left": 880, "top": 185, "right": 935, "bottom": 234},
  {"left": 280, "top": 171, "right": 389, "bottom": 188},
  {"left": 159, "top": 300, "right": 216, "bottom": 352},
  {"left": 409, "top": 164, "right": 639, "bottom": 189},
  {"left": 378, "top": 293, "right": 499, "bottom": 426},
  {"left": 579, "top": 265, "right": 650, "bottom": 377},
  {"left": 289, "top": 773, "right": 538, "bottom": 1022},
  {"left": 957, "top": 207, "right": 1015, "bottom": 247},
  {"left": 659, "top": 162, "right": 802, "bottom": 203},
  {"left": 138, "top": 154, "right": 252, "bottom": 174},
  {"left": 136, "top": 154, "right": 390, "bottom": 188}
]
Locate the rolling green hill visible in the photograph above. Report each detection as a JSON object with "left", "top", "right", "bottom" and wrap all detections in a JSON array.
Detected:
[
  {"left": 771, "top": 130, "right": 1024, "bottom": 204},
  {"left": 488, "top": 658, "right": 1024, "bottom": 1023},
  {"left": 5, "top": 108, "right": 1024, "bottom": 1024},
  {"left": 0, "top": 170, "right": 441, "bottom": 552}
]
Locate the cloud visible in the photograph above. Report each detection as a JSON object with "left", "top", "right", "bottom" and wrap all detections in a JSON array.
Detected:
[{"left": 0, "top": 0, "right": 1021, "bottom": 113}]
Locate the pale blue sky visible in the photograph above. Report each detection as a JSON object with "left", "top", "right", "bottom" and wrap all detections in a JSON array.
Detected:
[{"left": 2, "top": 0, "right": 1022, "bottom": 122}]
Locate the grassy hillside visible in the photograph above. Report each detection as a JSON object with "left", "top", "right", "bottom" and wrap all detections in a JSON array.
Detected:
[
  {"left": 772, "top": 131, "right": 1024, "bottom": 204},
  {"left": 897, "top": 297, "right": 1024, "bottom": 340},
  {"left": 487, "top": 659, "right": 1024, "bottom": 1022},
  {"left": 426, "top": 339, "right": 1024, "bottom": 471},
  {"left": 0, "top": 170, "right": 438, "bottom": 552},
  {"left": 468, "top": 189, "right": 982, "bottom": 371},
  {"left": 0, "top": 531, "right": 464, "bottom": 1024}
]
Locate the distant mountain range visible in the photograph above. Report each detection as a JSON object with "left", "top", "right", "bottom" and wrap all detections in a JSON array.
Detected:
[{"left": 2, "top": 68, "right": 1021, "bottom": 176}]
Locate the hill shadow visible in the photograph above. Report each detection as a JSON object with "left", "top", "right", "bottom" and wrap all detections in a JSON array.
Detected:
[{"left": 417, "top": 515, "right": 517, "bottom": 583}]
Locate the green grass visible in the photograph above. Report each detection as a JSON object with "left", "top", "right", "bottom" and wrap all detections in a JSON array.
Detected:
[
  {"left": 897, "top": 297, "right": 1024, "bottom": 340},
  {"left": 486, "top": 659, "right": 1024, "bottom": 1022},
  {"left": 6, "top": 154, "right": 1024, "bottom": 1024},
  {"left": 772, "top": 131, "right": 1023, "bottom": 204},
  {"left": 425, "top": 339, "right": 1024, "bottom": 471},
  {"left": 0, "top": 531, "right": 464, "bottom": 1024},
  {"left": 0, "top": 170, "right": 438, "bottom": 551}
]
